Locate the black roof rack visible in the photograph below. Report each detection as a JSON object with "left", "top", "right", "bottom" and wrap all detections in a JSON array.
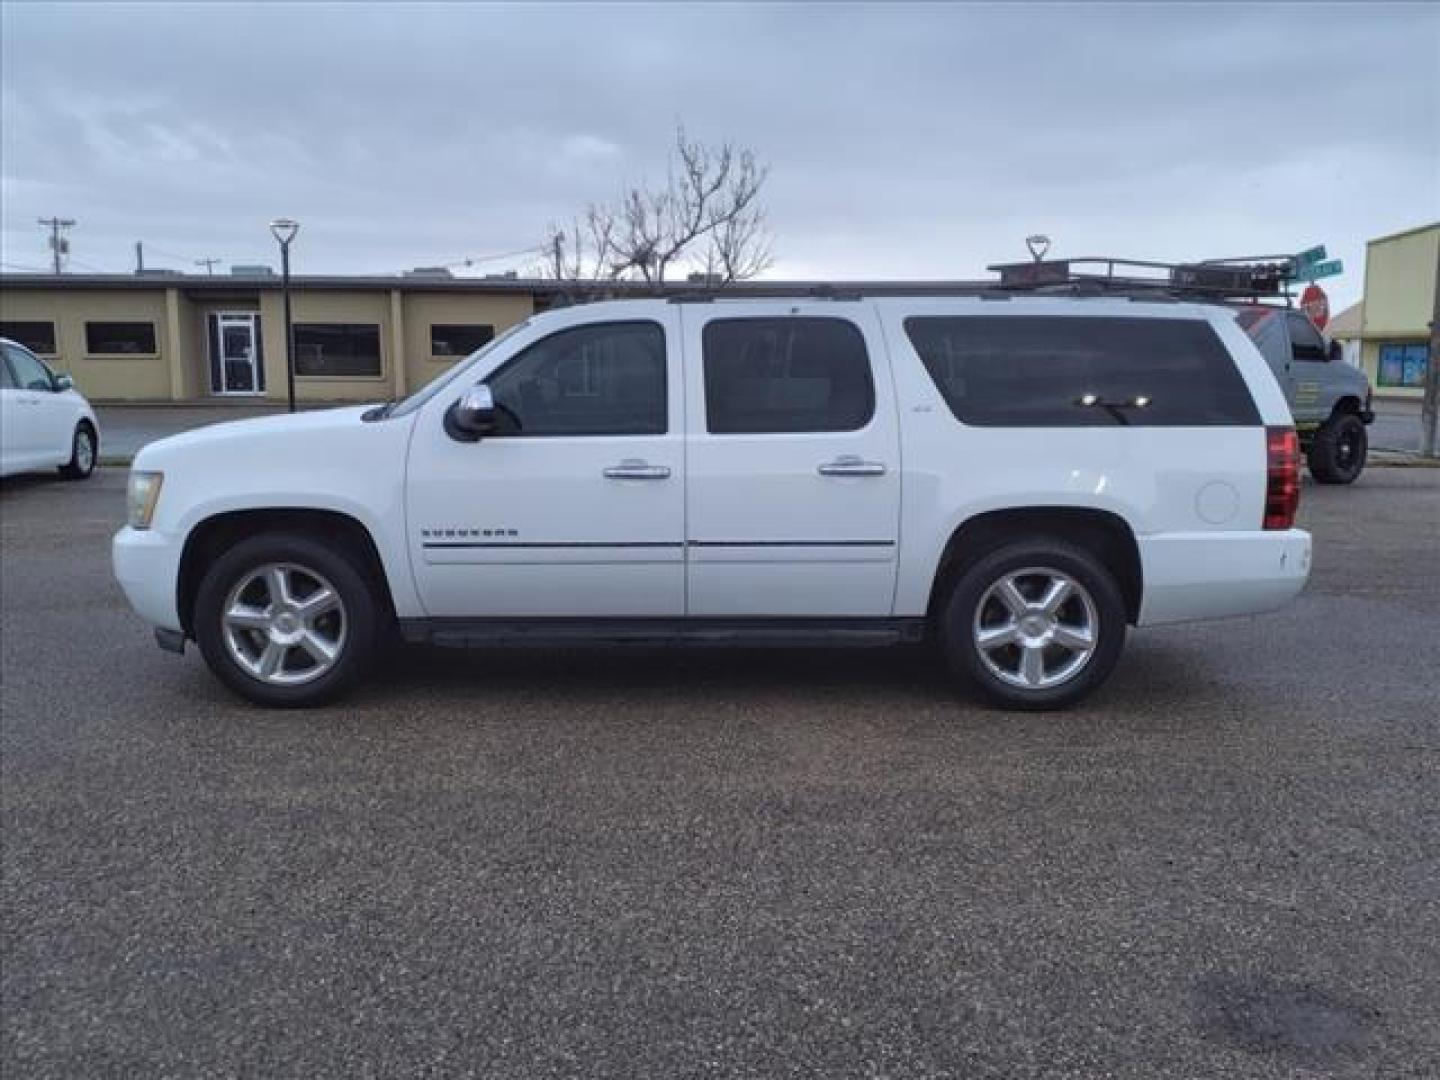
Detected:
[{"left": 986, "top": 255, "right": 1296, "bottom": 305}]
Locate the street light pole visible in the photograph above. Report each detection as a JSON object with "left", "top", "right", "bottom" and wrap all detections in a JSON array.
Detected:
[{"left": 269, "top": 219, "right": 300, "bottom": 413}]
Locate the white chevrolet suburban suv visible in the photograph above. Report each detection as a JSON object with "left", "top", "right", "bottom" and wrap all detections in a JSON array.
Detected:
[{"left": 113, "top": 294, "right": 1310, "bottom": 710}]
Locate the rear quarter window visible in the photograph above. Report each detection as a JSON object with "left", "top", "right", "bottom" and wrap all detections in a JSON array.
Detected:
[{"left": 904, "top": 316, "right": 1260, "bottom": 427}]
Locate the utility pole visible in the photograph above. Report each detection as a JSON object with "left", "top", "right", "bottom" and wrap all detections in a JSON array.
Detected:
[
  {"left": 38, "top": 218, "right": 76, "bottom": 274},
  {"left": 195, "top": 258, "right": 221, "bottom": 275},
  {"left": 1421, "top": 242, "right": 1440, "bottom": 458},
  {"left": 135, "top": 241, "right": 144, "bottom": 273}
]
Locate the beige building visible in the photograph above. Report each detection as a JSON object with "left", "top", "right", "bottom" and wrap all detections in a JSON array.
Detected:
[
  {"left": 0, "top": 271, "right": 551, "bottom": 403},
  {"left": 1355, "top": 222, "right": 1438, "bottom": 400}
]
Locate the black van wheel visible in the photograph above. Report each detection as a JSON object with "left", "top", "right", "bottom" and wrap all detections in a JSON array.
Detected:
[
  {"left": 936, "top": 539, "right": 1127, "bottom": 711},
  {"left": 1308, "top": 412, "right": 1366, "bottom": 484},
  {"left": 193, "top": 533, "right": 380, "bottom": 707}
]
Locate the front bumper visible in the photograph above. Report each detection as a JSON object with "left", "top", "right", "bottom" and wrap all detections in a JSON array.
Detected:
[
  {"left": 1137, "top": 528, "right": 1311, "bottom": 627},
  {"left": 112, "top": 526, "right": 183, "bottom": 634}
]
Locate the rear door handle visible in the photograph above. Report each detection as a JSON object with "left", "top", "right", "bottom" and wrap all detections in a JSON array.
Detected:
[
  {"left": 603, "top": 460, "right": 672, "bottom": 480},
  {"left": 818, "top": 455, "right": 886, "bottom": 477}
]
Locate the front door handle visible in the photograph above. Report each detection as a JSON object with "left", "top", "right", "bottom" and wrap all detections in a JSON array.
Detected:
[
  {"left": 603, "top": 460, "right": 672, "bottom": 480},
  {"left": 818, "top": 455, "right": 886, "bottom": 477}
]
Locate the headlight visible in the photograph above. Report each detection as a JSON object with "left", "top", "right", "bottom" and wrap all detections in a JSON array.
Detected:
[{"left": 126, "top": 471, "right": 164, "bottom": 529}]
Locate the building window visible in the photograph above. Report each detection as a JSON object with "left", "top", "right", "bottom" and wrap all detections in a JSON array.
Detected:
[
  {"left": 1377, "top": 342, "right": 1429, "bottom": 389},
  {"left": 702, "top": 318, "right": 874, "bottom": 434},
  {"left": 85, "top": 321, "right": 156, "bottom": 355},
  {"left": 0, "top": 321, "right": 57, "bottom": 355},
  {"left": 293, "top": 323, "right": 383, "bottom": 377},
  {"left": 431, "top": 323, "right": 495, "bottom": 358}
]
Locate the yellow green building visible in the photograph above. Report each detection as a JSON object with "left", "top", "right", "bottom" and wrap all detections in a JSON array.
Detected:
[
  {"left": 0, "top": 271, "right": 545, "bottom": 403},
  {"left": 1356, "top": 222, "right": 1438, "bottom": 400}
]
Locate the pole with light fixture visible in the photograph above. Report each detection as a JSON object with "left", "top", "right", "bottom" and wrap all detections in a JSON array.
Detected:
[{"left": 269, "top": 218, "right": 300, "bottom": 413}]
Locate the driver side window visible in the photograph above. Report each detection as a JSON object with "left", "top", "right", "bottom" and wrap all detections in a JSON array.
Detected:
[
  {"left": 1287, "top": 313, "right": 1328, "bottom": 363},
  {"left": 486, "top": 321, "right": 666, "bottom": 436}
]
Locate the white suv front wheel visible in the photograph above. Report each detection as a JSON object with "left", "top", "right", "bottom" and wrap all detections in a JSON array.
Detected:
[
  {"left": 194, "top": 533, "right": 381, "bottom": 707},
  {"left": 938, "top": 539, "right": 1127, "bottom": 710}
]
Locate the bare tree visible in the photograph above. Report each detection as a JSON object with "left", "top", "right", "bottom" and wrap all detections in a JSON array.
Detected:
[{"left": 538, "top": 125, "right": 773, "bottom": 286}]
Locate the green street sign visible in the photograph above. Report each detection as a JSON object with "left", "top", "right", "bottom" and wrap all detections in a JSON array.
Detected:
[
  {"left": 1292, "top": 258, "right": 1343, "bottom": 282},
  {"left": 1294, "top": 245, "right": 1328, "bottom": 269}
]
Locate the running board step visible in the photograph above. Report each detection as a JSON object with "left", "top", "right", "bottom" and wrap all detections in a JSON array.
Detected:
[{"left": 400, "top": 618, "right": 927, "bottom": 650}]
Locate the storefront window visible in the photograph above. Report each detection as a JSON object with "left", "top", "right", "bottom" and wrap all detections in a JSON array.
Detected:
[{"left": 1377, "top": 342, "right": 1429, "bottom": 388}]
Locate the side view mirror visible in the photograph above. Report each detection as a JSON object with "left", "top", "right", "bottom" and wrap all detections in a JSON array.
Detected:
[
  {"left": 53, "top": 373, "right": 75, "bottom": 391},
  {"left": 444, "top": 384, "right": 497, "bottom": 442},
  {"left": 1328, "top": 339, "right": 1343, "bottom": 364}
]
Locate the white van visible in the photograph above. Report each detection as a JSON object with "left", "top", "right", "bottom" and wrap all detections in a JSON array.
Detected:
[{"left": 113, "top": 294, "right": 1310, "bottom": 709}]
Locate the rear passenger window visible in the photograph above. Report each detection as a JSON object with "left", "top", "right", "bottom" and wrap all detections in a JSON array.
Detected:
[
  {"left": 703, "top": 318, "right": 874, "bottom": 434},
  {"left": 904, "top": 316, "right": 1260, "bottom": 427}
]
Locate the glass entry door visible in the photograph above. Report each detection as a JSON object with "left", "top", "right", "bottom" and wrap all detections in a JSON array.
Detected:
[{"left": 209, "top": 312, "right": 264, "bottom": 395}]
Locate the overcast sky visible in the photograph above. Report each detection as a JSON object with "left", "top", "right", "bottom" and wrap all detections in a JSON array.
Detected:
[{"left": 2, "top": 1, "right": 1436, "bottom": 308}]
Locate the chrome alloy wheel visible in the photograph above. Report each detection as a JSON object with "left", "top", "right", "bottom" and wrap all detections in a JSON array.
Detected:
[
  {"left": 221, "top": 563, "right": 347, "bottom": 686},
  {"left": 75, "top": 429, "right": 95, "bottom": 473},
  {"left": 972, "top": 567, "right": 1098, "bottom": 690}
]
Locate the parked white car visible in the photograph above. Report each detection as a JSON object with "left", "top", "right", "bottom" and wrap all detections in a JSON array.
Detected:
[
  {"left": 113, "top": 294, "right": 1310, "bottom": 710},
  {"left": 0, "top": 337, "right": 99, "bottom": 480}
]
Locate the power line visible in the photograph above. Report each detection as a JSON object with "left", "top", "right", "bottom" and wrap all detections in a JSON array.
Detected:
[
  {"left": 145, "top": 245, "right": 200, "bottom": 264},
  {"left": 1, "top": 260, "right": 48, "bottom": 272},
  {"left": 442, "top": 244, "right": 546, "bottom": 270}
]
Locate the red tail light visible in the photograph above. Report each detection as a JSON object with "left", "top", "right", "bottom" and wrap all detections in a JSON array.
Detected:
[{"left": 1264, "top": 426, "right": 1300, "bottom": 530}]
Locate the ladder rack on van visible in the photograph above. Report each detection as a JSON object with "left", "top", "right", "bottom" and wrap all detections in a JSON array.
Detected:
[{"left": 986, "top": 255, "right": 1297, "bottom": 305}]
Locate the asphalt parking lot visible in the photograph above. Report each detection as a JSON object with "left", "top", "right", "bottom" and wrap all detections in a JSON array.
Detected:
[{"left": 3, "top": 467, "right": 1438, "bottom": 1078}]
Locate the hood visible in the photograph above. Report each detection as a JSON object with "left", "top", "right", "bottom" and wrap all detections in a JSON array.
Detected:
[{"left": 133, "top": 405, "right": 379, "bottom": 467}]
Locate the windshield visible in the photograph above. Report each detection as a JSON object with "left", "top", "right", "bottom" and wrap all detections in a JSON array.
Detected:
[{"left": 388, "top": 319, "right": 531, "bottom": 418}]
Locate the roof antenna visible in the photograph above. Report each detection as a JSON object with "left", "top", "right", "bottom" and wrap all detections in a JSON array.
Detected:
[{"left": 1025, "top": 234, "right": 1052, "bottom": 262}]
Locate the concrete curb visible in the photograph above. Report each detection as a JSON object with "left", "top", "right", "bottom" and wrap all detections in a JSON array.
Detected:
[{"left": 1370, "top": 451, "right": 1440, "bottom": 468}]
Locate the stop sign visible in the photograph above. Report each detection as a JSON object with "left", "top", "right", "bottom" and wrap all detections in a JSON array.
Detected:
[{"left": 1301, "top": 284, "right": 1330, "bottom": 331}]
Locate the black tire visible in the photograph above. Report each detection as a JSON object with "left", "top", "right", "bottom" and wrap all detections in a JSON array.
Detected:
[
  {"left": 58, "top": 421, "right": 97, "bottom": 480},
  {"left": 193, "top": 533, "right": 381, "bottom": 707},
  {"left": 936, "top": 539, "right": 1127, "bottom": 711},
  {"left": 1307, "top": 412, "right": 1366, "bottom": 485}
]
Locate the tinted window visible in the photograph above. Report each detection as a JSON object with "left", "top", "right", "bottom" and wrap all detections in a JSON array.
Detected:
[
  {"left": 293, "top": 324, "right": 382, "bottom": 377},
  {"left": 431, "top": 324, "right": 495, "bottom": 357},
  {"left": 0, "top": 353, "right": 14, "bottom": 389},
  {"left": 904, "top": 316, "right": 1260, "bottom": 427},
  {"left": 1, "top": 321, "right": 57, "bottom": 354},
  {"left": 3, "top": 343, "right": 54, "bottom": 391},
  {"left": 1287, "top": 312, "right": 1328, "bottom": 362},
  {"left": 703, "top": 318, "right": 873, "bottom": 434},
  {"left": 86, "top": 321, "right": 156, "bottom": 355},
  {"left": 487, "top": 321, "right": 666, "bottom": 436}
]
